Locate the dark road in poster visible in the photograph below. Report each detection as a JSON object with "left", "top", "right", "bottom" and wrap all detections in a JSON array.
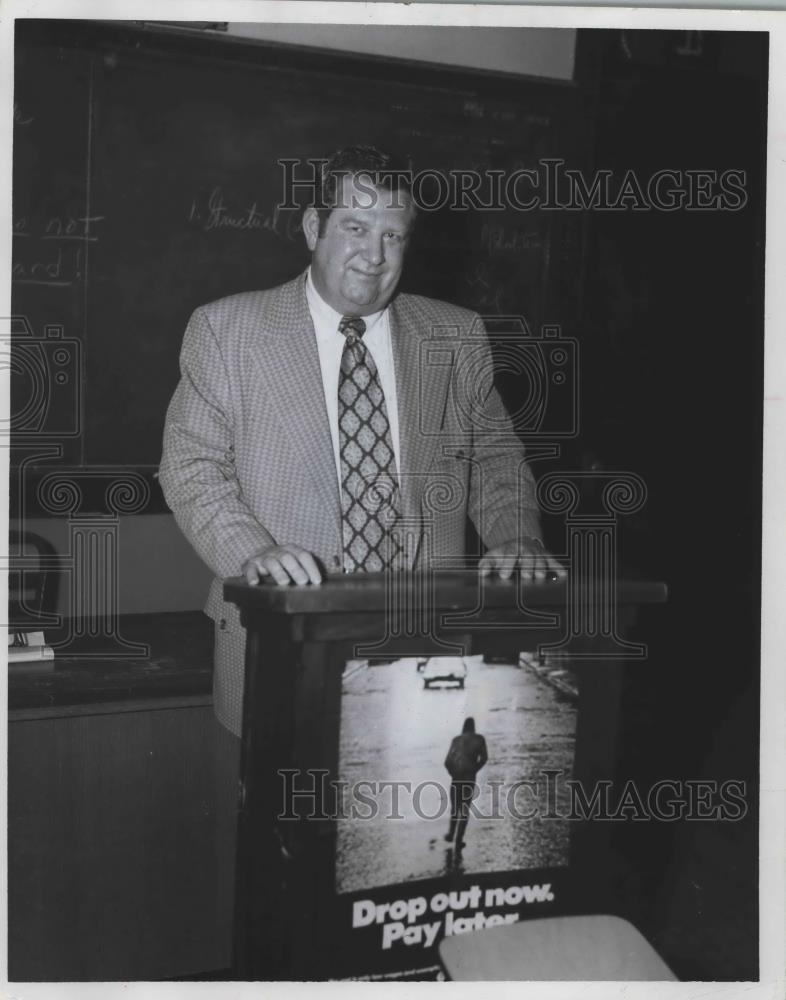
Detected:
[{"left": 337, "top": 656, "right": 577, "bottom": 894}]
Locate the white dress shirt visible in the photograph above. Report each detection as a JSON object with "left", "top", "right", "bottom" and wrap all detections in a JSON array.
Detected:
[{"left": 305, "top": 268, "right": 401, "bottom": 490}]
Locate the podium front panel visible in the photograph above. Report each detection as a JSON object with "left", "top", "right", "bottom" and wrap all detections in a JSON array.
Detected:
[{"left": 225, "top": 572, "right": 666, "bottom": 980}]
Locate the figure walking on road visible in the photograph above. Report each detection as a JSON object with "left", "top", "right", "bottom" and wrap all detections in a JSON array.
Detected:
[{"left": 444, "top": 717, "right": 488, "bottom": 850}]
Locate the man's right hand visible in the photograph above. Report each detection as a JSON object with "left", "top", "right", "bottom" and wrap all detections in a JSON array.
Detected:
[{"left": 242, "top": 545, "right": 323, "bottom": 587}]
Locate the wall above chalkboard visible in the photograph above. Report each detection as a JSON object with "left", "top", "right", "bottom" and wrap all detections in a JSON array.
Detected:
[
  {"left": 11, "top": 20, "right": 591, "bottom": 514},
  {"left": 217, "top": 23, "right": 576, "bottom": 81}
]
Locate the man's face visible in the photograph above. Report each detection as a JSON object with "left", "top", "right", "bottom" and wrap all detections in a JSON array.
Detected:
[{"left": 303, "top": 174, "right": 415, "bottom": 316}]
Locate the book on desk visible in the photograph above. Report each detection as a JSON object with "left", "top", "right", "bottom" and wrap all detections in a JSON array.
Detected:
[{"left": 8, "top": 630, "right": 55, "bottom": 671}]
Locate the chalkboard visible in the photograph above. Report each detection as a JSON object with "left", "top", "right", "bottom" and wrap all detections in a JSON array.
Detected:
[{"left": 11, "top": 20, "right": 588, "bottom": 513}]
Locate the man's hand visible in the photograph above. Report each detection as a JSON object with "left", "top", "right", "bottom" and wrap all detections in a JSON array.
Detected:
[
  {"left": 478, "top": 537, "right": 567, "bottom": 583},
  {"left": 242, "top": 544, "right": 323, "bottom": 587}
]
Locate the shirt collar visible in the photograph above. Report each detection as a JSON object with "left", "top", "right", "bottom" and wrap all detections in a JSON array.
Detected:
[{"left": 305, "top": 267, "right": 385, "bottom": 336}]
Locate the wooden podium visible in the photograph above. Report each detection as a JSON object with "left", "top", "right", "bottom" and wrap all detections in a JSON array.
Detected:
[{"left": 224, "top": 571, "right": 667, "bottom": 981}]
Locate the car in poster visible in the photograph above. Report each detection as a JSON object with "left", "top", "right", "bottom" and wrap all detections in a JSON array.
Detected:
[{"left": 421, "top": 657, "right": 468, "bottom": 690}]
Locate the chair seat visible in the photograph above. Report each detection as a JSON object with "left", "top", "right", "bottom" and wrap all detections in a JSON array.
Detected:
[{"left": 438, "top": 914, "right": 677, "bottom": 981}]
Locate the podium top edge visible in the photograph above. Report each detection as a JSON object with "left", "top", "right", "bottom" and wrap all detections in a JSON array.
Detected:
[{"left": 223, "top": 572, "right": 668, "bottom": 615}]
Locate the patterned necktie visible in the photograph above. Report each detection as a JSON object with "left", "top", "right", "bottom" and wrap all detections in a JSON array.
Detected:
[{"left": 338, "top": 316, "right": 401, "bottom": 572}]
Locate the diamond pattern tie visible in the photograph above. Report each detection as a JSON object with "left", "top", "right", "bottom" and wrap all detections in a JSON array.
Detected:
[{"left": 338, "top": 316, "right": 401, "bottom": 572}]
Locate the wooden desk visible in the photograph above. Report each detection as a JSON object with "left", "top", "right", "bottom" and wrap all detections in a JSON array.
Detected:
[
  {"left": 224, "top": 571, "right": 667, "bottom": 981},
  {"left": 8, "top": 611, "right": 214, "bottom": 713},
  {"left": 7, "top": 612, "right": 238, "bottom": 982}
]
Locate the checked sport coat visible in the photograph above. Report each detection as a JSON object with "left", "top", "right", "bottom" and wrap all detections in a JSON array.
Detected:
[{"left": 159, "top": 270, "right": 542, "bottom": 736}]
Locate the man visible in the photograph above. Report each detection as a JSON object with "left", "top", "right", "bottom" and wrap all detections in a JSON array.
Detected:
[
  {"left": 444, "top": 716, "right": 488, "bottom": 850},
  {"left": 159, "top": 146, "right": 564, "bottom": 738}
]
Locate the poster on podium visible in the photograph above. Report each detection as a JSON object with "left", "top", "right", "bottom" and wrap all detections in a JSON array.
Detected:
[{"left": 323, "top": 651, "right": 578, "bottom": 981}]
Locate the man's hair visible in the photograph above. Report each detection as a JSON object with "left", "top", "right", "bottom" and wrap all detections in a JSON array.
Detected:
[
  {"left": 314, "top": 145, "right": 414, "bottom": 235},
  {"left": 462, "top": 717, "right": 475, "bottom": 734}
]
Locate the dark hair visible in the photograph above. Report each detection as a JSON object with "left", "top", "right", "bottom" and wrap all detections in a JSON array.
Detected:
[
  {"left": 462, "top": 717, "right": 475, "bottom": 734},
  {"left": 315, "top": 145, "right": 414, "bottom": 235}
]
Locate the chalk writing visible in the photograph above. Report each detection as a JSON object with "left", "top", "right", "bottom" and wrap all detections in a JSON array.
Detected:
[
  {"left": 13, "top": 246, "right": 83, "bottom": 286},
  {"left": 43, "top": 214, "right": 104, "bottom": 241},
  {"left": 13, "top": 101, "right": 34, "bottom": 126},
  {"left": 463, "top": 100, "right": 485, "bottom": 119},
  {"left": 12, "top": 214, "right": 97, "bottom": 287},
  {"left": 13, "top": 215, "right": 103, "bottom": 243},
  {"left": 481, "top": 223, "right": 541, "bottom": 254},
  {"left": 188, "top": 187, "right": 301, "bottom": 241},
  {"left": 465, "top": 262, "right": 505, "bottom": 312}
]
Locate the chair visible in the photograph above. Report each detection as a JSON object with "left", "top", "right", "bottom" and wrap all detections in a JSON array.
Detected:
[
  {"left": 438, "top": 914, "right": 677, "bottom": 981},
  {"left": 8, "top": 529, "right": 59, "bottom": 630}
]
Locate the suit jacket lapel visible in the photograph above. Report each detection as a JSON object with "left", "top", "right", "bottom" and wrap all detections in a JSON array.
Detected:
[
  {"left": 250, "top": 272, "right": 342, "bottom": 548},
  {"left": 390, "top": 295, "right": 454, "bottom": 551}
]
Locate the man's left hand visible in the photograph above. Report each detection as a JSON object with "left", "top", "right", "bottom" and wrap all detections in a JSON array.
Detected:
[{"left": 478, "top": 537, "right": 567, "bottom": 583}]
